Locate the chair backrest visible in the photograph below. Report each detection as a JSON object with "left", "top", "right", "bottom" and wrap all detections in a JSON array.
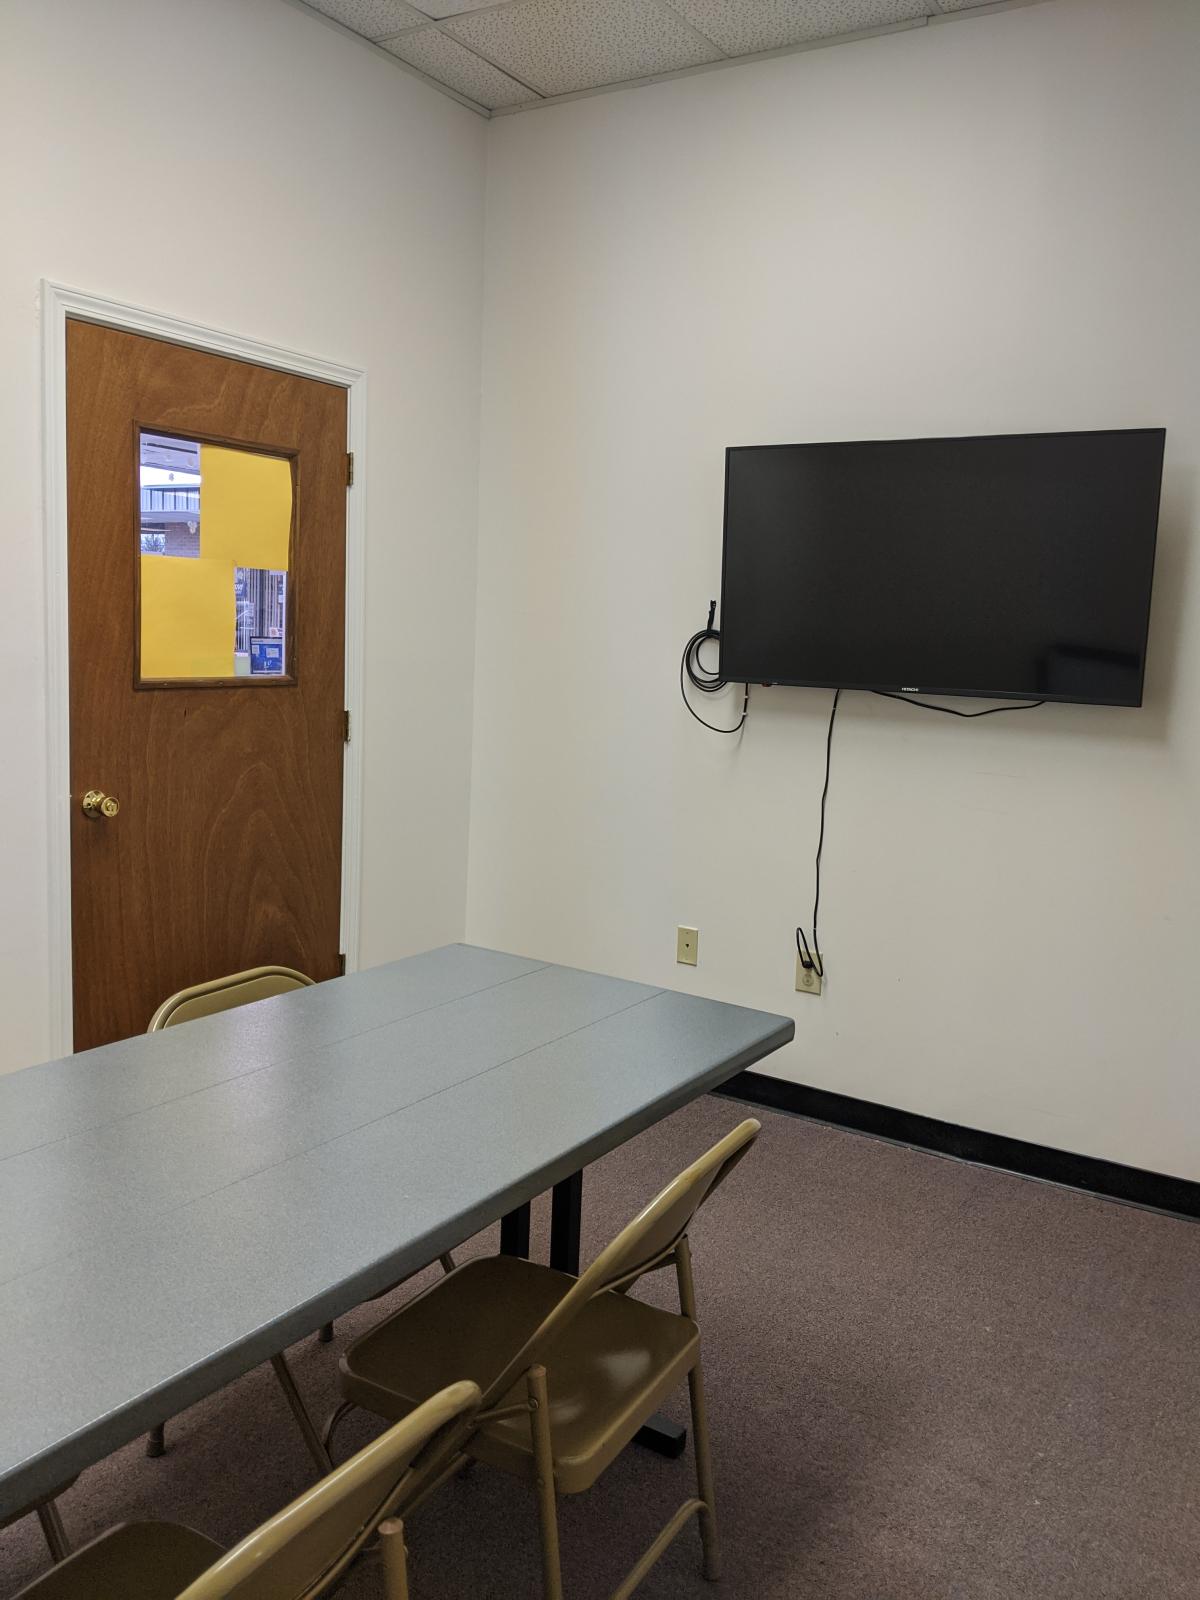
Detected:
[
  {"left": 485, "top": 1118, "right": 760, "bottom": 1405},
  {"left": 148, "top": 967, "right": 315, "bottom": 1031},
  {"left": 176, "top": 1380, "right": 481, "bottom": 1600}
]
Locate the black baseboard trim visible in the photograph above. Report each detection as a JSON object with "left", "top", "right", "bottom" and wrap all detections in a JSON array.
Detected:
[{"left": 714, "top": 1071, "right": 1200, "bottom": 1221}]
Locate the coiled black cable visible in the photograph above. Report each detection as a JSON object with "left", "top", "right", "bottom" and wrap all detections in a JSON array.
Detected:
[{"left": 680, "top": 601, "right": 750, "bottom": 734}]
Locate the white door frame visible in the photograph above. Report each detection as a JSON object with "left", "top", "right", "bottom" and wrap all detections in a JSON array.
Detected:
[{"left": 41, "top": 280, "right": 367, "bottom": 1058}]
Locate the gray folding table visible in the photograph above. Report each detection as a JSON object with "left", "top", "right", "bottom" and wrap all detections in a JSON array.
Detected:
[{"left": 0, "top": 944, "right": 792, "bottom": 1520}]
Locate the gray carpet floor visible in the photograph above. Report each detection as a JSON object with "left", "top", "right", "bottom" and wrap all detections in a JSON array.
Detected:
[{"left": 2, "top": 1096, "right": 1198, "bottom": 1599}]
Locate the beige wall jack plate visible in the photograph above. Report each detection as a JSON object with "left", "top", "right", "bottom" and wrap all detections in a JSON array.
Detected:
[
  {"left": 677, "top": 926, "right": 698, "bottom": 966},
  {"left": 795, "top": 952, "right": 822, "bottom": 996}
]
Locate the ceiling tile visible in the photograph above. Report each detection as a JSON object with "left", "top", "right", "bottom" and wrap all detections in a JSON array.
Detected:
[
  {"left": 304, "top": 0, "right": 428, "bottom": 40},
  {"left": 667, "top": 0, "right": 930, "bottom": 58},
  {"left": 445, "top": 0, "right": 725, "bottom": 98},
  {"left": 383, "top": 25, "right": 537, "bottom": 107},
  {"left": 404, "top": 1, "right": 510, "bottom": 15}
]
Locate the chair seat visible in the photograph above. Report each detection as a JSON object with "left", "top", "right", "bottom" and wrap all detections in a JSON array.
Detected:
[
  {"left": 13, "top": 1521, "right": 224, "bottom": 1600},
  {"left": 340, "top": 1255, "right": 698, "bottom": 1493}
]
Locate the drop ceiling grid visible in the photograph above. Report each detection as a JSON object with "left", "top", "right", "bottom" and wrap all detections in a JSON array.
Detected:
[
  {"left": 443, "top": 0, "right": 728, "bottom": 100},
  {"left": 666, "top": 0, "right": 933, "bottom": 58},
  {"left": 384, "top": 24, "right": 540, "bottom": 105},
  {"left": 304, "top": 0, "right": 429, "bottom": 38},
  {"left": 298, "top": 0, "right": 1055, "bottom": 117}
]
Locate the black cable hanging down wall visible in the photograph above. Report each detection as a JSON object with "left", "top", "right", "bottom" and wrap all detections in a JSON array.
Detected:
[{"left": 680, "top": 603, "right": 1045, "bottom": 988}]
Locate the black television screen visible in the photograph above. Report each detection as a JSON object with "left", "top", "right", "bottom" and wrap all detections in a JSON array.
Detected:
[{"left": 718, "top": 429, "right": 1165, "bottom": 707}]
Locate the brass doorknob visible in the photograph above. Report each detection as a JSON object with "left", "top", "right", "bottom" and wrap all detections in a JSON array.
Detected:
[{"left": 82, "top": 790, "right": 120, "bottom": 820}]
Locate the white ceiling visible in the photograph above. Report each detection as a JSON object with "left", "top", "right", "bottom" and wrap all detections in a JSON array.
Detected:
[{"left": 299, "top": 0, "right": 1044, "bottom": 116}]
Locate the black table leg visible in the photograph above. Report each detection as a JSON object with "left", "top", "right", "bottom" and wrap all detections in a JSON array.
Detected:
[
  {"left": 548, "top": 1164, "right": 687, "bottom": 1458},
  {"left": 635, "top": 1416, "right": 688, "bottom": 1458},
  {"left": 549, "top": 1169, "right": 583, "bottom": 1274},
  {"left": 500, "top": 1202, "right": 531, "bottom": 1257}
]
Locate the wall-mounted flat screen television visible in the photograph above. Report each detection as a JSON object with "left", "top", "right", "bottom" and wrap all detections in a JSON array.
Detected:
[{"left": 719, "top": 428, "right": 1165, "bottom": 707}]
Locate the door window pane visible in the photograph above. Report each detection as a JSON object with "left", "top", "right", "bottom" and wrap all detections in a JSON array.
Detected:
[{"left": 138, "top": 431, "right": 292, "bottom": 682}]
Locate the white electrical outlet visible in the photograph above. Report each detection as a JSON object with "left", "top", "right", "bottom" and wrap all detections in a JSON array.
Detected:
[
  {"left": 677, "top": 926, "right": 698, "bottom": 966},
  {"left": 795, "top": 952, "right": 822, "bottom": 996}
]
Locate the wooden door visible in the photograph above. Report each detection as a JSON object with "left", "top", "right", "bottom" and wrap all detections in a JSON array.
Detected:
[{"left": 67, "top": 321, "right": 348, "bottom": 1050}]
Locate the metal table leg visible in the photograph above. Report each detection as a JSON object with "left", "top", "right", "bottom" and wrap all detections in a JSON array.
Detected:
[
  {"left": 547, "top": 1164, "right": 686, "bottom": 1458},
  {"left": 634, "top": 1415, "right": 688, "bottom": 1457},
  {"left": 500, "top": 1202, "right": 532, "bottom": 1257},
  {"left": 549, "top": 1169, "right": 583, "bottom": 1274},
  {"left": 270, "top": 1353, "right": 333, "bottom": 1474}
]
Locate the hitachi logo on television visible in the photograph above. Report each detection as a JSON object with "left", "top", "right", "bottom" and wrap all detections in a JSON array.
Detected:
[{"left": 900, "top": 686, "right": 920, "bottom": 692}]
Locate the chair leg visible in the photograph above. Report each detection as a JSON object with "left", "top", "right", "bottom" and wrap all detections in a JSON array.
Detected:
[
  {"left": 35, "top": 1501, "right": 70, "bottom": 1563},
  {"left": 322, "top": 1397, "right": 357, "bottom": 1457},
  {"left": 438, "top": 1252, "right": 456, "bottom": 1274},
  {"left": 685, "top": 1358, "right": 720, "bottom": 1581},
  {"left": 379, "top": 1517, "right": 410, "bottom": 1600},
  {"left": 145, "top": 1421, "right": 167, "bottom": 1458},
  {"left": 528, "top": 1365, "right": 565, "bottom": 1600},
  {"left": 270, "top": 1353, "right": 333, "bottom": 1474},
  {"left": 676, "top": 1235, "right": 720, "bottom": 1581}
]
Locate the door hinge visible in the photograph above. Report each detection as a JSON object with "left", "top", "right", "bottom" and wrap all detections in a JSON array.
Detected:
[
  {"left": 343, "top": 709, "right": 351, "bottom": 743},
  {"left": 338, "top": 952, "right": 347, "bottom": 976},
  {"left": 346, "top": 451, "right": 354, "bottom": 487}
]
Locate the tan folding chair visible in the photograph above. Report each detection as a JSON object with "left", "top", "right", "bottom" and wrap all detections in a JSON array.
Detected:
[
  {"left": 11, "top": 1379, "right": 481, "bottom": 1600},
  {"left": 330, "top": 1118, "right": 761, "bottom": 1600},
  {"left": 147, "top": 966, "right": 318, "bottom": 1030},
  {"left": 143, "top": 966, "right": 455, "bottom": 1468}
]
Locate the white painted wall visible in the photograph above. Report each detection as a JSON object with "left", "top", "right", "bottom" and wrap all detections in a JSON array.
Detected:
[
  {"left": 468, "top": 0, "right": 1200, "bottom": 1178},
  {"left": 6, "top": 0, "right": 1197, "bottom": 1179},
  {"left": 0, "top": 0, "right": 486, "bottom": 1071}
]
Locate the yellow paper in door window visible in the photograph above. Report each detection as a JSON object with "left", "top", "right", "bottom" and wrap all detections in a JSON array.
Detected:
[
  {"left": 140, "top": 555, "right": 234, "bottom": 679},
  {"left": 201, "top": 445, "right": 292, "bottom": 571}
]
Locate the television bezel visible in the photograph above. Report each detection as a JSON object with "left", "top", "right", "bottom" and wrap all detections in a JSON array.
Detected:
[{"left": 717, "top": 427, "right": 1165, "bottom": 709}]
